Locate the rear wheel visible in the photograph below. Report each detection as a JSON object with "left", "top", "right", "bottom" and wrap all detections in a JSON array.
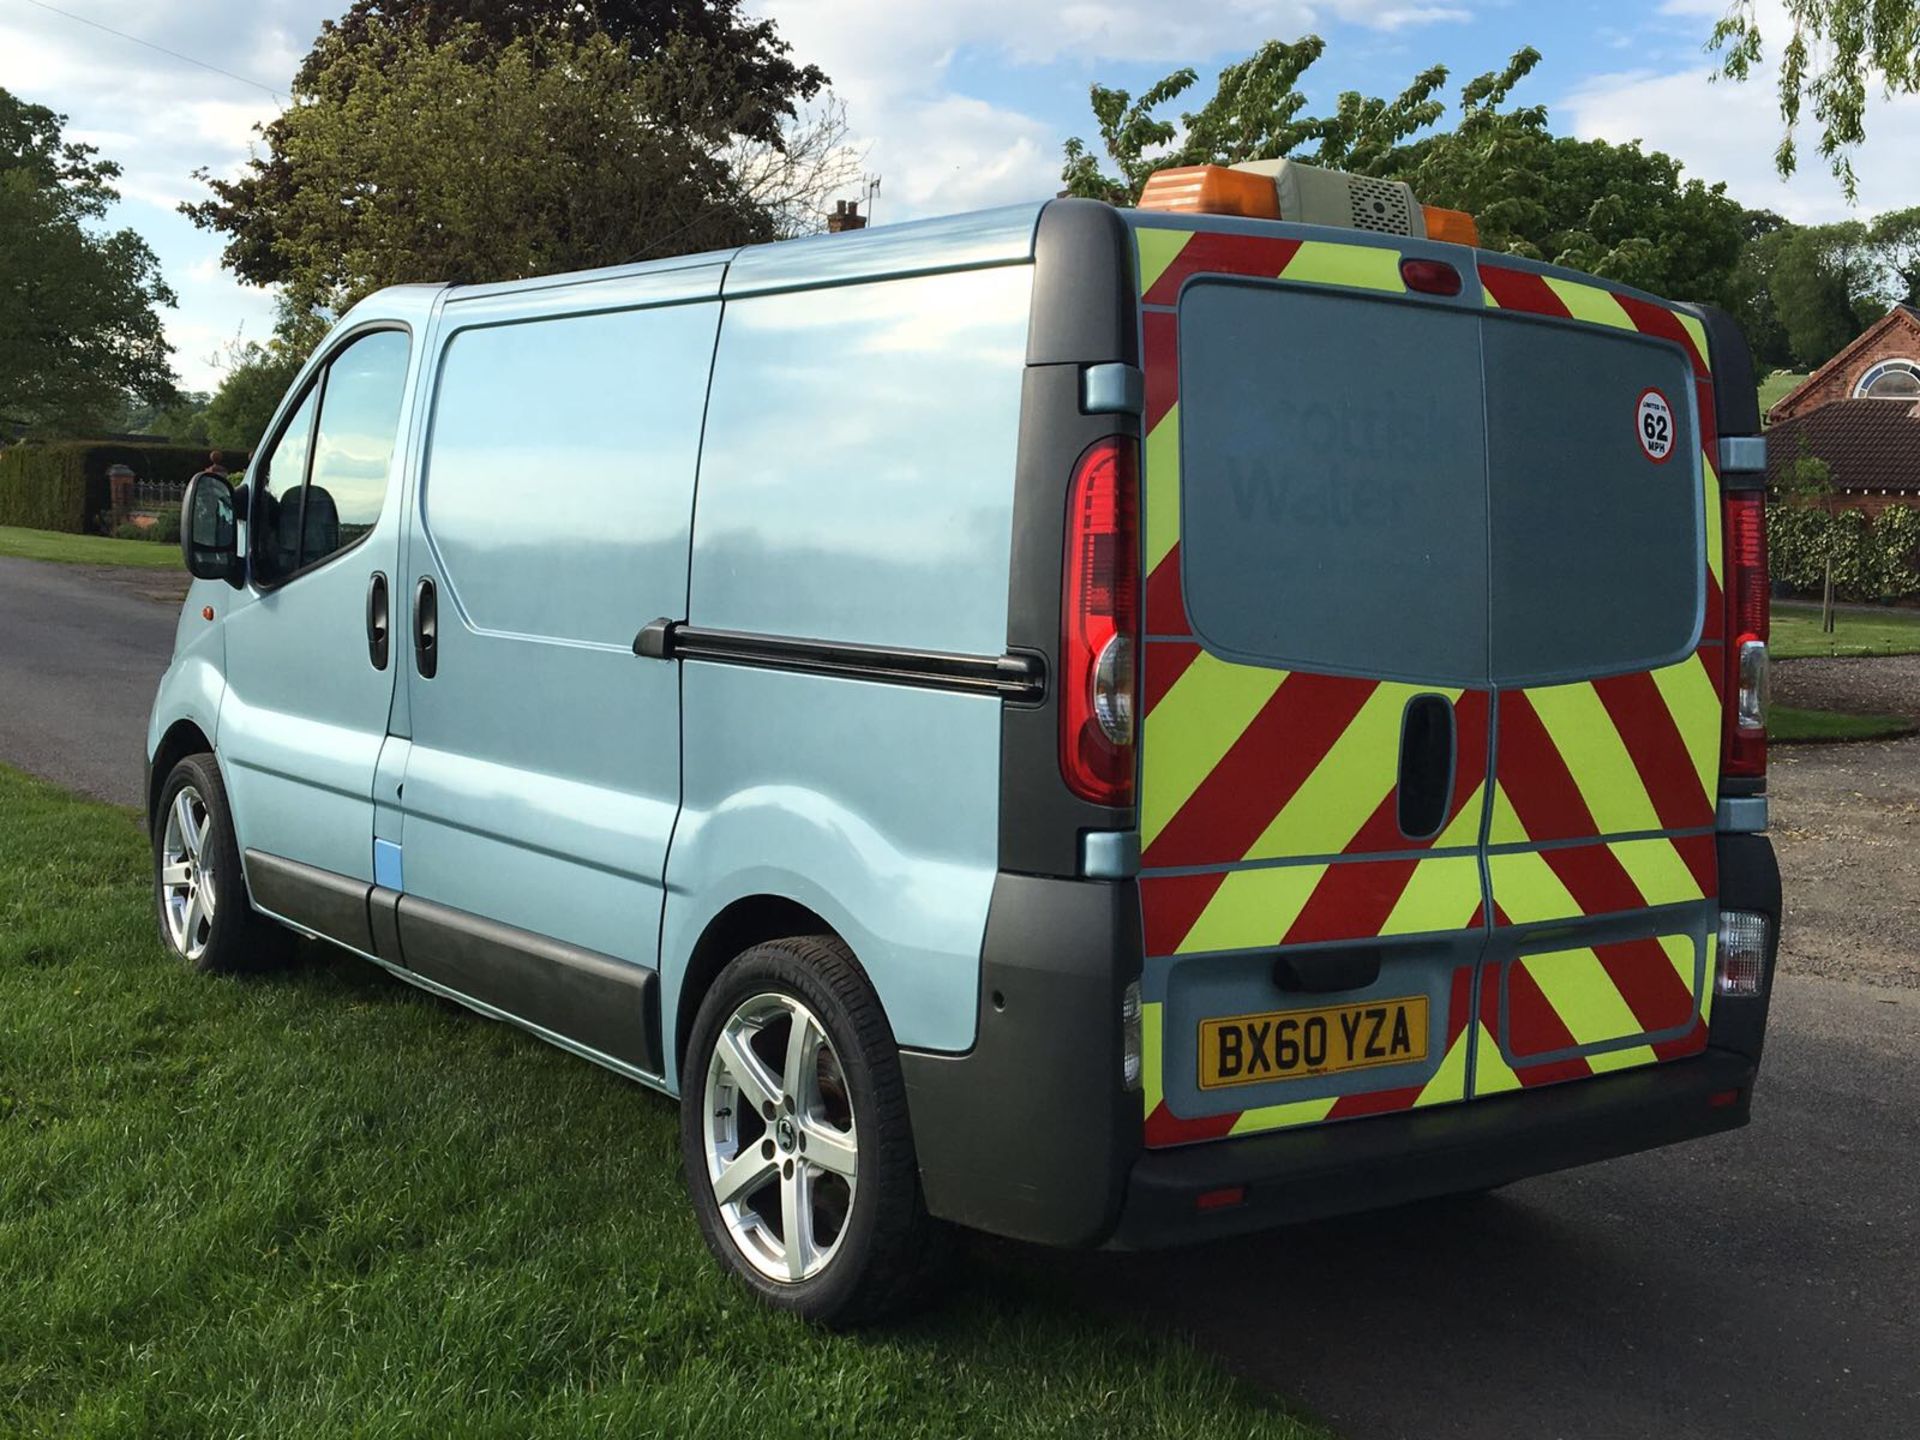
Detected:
[
  {"left": 152, "top": 753, "right": 291, "bottom": 974},
  {"left": 680, "top": 935, "right": 949, "bottom": 1325}
]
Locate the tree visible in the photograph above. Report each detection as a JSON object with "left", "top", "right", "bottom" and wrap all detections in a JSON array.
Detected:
[
  {"left": 1778, "top": 435, "right": 1839, "bottom": 632},
  {"left": 1708, "top": 1, "right": 1920, "bottom": 197},
  {"left": 1770, "top": 222, "right": 1879, "bottom": 368},
  {"left": 1867, "top": 206, "right": 1920, "bottom": 308},
  {"left": 0, "top": 88, "right": 177, "bottom": 431},
  {"left": 1062, "top": 44, "right": 1753, "bottom": 307},
  {"left": 186, "top": 4, "right": 834, "bottom": 304},
  {"left": 201, "top": 345, "right": 305, "bottom": 453}
]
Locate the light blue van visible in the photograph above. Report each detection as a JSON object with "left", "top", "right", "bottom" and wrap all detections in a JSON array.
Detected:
[{"left": 153, "top": 182, "right": 1782, "bottom": 1324}]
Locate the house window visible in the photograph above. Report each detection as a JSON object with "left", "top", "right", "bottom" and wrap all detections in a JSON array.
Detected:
[{"left": 1854, "top": 358, "right": 1920, "bottom": 399}]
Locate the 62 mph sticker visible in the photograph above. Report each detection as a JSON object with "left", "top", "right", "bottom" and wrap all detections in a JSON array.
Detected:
[{"left": 1636, "top": 387, "right": 1675, "bottom": 464}]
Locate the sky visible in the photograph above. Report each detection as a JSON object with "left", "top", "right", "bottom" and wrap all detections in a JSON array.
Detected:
[{"left": 4, "top": 0, "right": 1920, "bottom": 394}]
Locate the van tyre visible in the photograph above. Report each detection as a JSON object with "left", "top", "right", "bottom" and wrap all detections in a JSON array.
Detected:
[
  {"left": 152, "top": 753, "right": 291, "bottom": 974},
  {"left": 681, "top": 935, "right": 951, "bottom": 1325}
]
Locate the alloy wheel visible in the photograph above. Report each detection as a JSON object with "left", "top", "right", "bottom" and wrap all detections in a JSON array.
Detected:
[
  {"left": 160, "top": 785, "right": 217, "bottom": 961},
  {"left": 701, "top": 992, "right": 859, "bottom": 1283}
]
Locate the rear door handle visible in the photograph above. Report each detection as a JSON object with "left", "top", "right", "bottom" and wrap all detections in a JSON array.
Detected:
[
  {"left": 413, "top": 576, "right": 438, "bottom": 679},
  {"left": 366, "top": 571, "right": 389, "bottom": 670},
  {"left": 1397, "top": 694, "right": 1456, "bottom": 840}
]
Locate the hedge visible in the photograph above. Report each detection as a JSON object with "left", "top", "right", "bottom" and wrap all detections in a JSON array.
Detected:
[
  {"left": 0, "top": 441, "right": 249, "bottom": 534},
  {"left": 1770, "top": 503, "right": 1920, "bottom": 603}
]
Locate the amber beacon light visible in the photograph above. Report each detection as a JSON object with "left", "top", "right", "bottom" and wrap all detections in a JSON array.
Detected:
[{"left": 1137, "top": 158, "right": 1480, "bottom": 247}]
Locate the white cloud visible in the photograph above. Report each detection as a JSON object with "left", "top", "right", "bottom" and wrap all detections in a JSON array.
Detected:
[
  {"left": 0, "top": 1, "right": 330, "bottom": 391},
  {"left": 1562, "top": 64, "right": 1920, "bottom": 222},
  {"left": 757, "top": 0, "right": 1477, "bottom": 222}
]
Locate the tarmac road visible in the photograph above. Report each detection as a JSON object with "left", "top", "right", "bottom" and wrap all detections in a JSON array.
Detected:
[
  {"left": 1039, "top": 738, "right": 1920, "bottom": 1440},
  {"left": 0, "top": 556, "right": 183, "bottom": 807},
  {"left": 2, "top": 554, "right": 1914, "bottom": 1438},
  {"left": 1044, "top": 970, "right": 1917, "bottom": 1439}
]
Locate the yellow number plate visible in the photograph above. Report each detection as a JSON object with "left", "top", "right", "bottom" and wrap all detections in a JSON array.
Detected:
[{"left": 1197, "top": 996, "right": 1429, "bottom": 1091}]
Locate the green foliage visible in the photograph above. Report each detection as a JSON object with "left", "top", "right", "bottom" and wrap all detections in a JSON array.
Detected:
[
  {"left": 1867, "top": 206, "right": 1920, "bottom": 308},
  {"left": 0, "top": 446, "right": 88, "bottom": 531},
  {"left": 0, "top": 88, "right": 178, "bottom": 429},
  {"left": 1768, "top": 222, "right": 1882, "bottom": 367},
  {"left": 1061, "top": 45, "right": 1752, "bottom": 307},
  {"left": 0, "top": 442, "right": 246, "bottom": 533},
  {"left": 203, "top": 340, "right": 308, "bottom": 453},
  {"left": 1768, "top": 504, "right": 1920, "bottom": 603},
  {"left": 1710, "top": 0, "right": 1920, "bottom": 196},
  {"left": 185, "top": 13, "right": 822, "bottom": 313}
]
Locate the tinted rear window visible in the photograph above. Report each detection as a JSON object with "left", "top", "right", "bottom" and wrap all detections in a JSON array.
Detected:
[
  {"left": 1176, "top": 278, "right": 1703, "bottom": 687},
  {"left": 1177, "top": 281, "right": 1490, "bottom": 686},
  {"left": 1484, "top": 318, "right": 1702, "bottom": 683}
]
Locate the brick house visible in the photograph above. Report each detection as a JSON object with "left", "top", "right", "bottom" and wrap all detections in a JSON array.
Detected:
[{"left": 1766, "top": 305, "right": 1920, "bottom": 514}]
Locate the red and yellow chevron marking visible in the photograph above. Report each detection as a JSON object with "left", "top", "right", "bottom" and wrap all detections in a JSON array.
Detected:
[
  {"left": 1490, "top": 654, "right": 1722, "bottom": 848},
  {"left": 1487, "top": 834, "right": 1716, "bottom": 927},
  {"left": 1142, "top": 964, "right": 1477, "bottom": 1147},
  {"left": 1473, "top": 934, "right": 1710, "bottom": 1094},
  {"left": 1140, "top": 644, "right": 1490, "bottom": 871}
]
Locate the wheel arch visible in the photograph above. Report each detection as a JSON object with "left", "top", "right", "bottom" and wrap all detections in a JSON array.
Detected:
[
  {"left": 673, "top": 894, "right": 842, "bottom": 1084},
  {"left": 147, "top": 719, "right": 215, "bottom": 834}
]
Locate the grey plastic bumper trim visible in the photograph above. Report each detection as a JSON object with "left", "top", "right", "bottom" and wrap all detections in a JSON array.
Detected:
[
  {"left": 1719, "top": 436, "right": 1767, "bottom": 474},
  {"left": 1080, "top": 830, "right": 1141, "bottom": 879},
  {"left": 1080, "top": 362, "right": 1144, "bottom": 417},
  {"left": 1717, "top": 795, "right": 1768, "bottom": 833}
]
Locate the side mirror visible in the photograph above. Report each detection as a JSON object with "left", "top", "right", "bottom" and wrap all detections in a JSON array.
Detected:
[{"left": 182, "top": 473, "right": 244, "bottom": 588}]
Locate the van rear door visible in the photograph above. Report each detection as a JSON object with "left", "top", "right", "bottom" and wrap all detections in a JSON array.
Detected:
[
  {"left": 1132, "top": 223, "right": 1725, "bottom": 1144},
  {"left": 1472, "top": 263, "right": 1723, "bottom": 1094},
  {"left": 1134, "top": 229, "right": 1494, "bottom": 1147}
]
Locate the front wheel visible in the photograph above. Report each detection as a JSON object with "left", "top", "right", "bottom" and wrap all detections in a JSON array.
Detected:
[
  {"left": 680, "top": 935, "right": 949, "bottom": 1325},
  {"left": 152, "top": 753, "right": 291, "bottom": 974}
]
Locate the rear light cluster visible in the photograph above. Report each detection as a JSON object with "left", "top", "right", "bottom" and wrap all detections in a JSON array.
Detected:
[
  {"left": 1716, "top": 909, "right": 1771, "bottom": 997},
  {"left": 1724, "top": 491, "right": 1770, "bottom": 781},
  {"left": 1059, "top": 437, "right": 1140, "bottom": 807}
]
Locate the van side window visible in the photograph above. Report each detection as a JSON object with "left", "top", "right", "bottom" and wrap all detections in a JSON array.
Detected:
[
  {"left": 301, "top": 330, "right": 411, "bottom": 569},
  {"left": 252, "top": 328, "right": 411, "bottom": 585},
  {"left": 253, "top": 389, "right": 316, "bottom": 584}
]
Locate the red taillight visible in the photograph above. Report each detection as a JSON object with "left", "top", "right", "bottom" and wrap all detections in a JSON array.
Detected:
[
  {"left": 1060, "top": 436, "right": 1140, "bottom": 807},
  {"left": 1724, "top": 490, "right": 1769, "bottom": 780}
]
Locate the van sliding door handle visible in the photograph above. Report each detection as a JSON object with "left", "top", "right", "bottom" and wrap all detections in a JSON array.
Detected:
[
  {"left": 413, "top": 576, "right": 438, "bottom": 679},
  {"left": 366, "top": 571, "right": 389, "bottom": 670}
]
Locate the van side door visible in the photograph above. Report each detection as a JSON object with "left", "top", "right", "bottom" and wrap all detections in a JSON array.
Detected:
[
  {"left": 388, "top": 268, "right": 723, "bottom": 1073},
  {"left": 218, "top": 325, "right": 415, "bottom": 915}
]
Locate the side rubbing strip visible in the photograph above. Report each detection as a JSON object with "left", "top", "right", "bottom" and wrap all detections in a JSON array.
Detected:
[
  {"left": 397, "top": 894, "right": 663, "bottom": 1075},
  {"left": 246, "top": 849, "right": 374, "bottom": 954},
  {"left": 634, "top": 618, "right": 1044, "bottom": 700}
]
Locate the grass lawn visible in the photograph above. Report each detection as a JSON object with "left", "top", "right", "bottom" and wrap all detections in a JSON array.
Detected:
[
  {"left": 0, "top": 525, "right": 182, "bottom": 570},
  {"left": 1756, "top": 370, "right": 1808, "bottom": 414},
  {"left": 1770, "top": 600, "right": 1920, "bottom": 659},
  {"left": 1769, "top": 705, "right": 1916, "bottom": 743},
  {"left": 0, "top": 767, "right": 1321, "bottom": 1440}
]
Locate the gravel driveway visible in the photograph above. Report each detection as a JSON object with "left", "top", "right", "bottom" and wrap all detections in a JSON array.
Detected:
[{"left": 1773, "top": 654, "right": 1920, "bottom": 722}]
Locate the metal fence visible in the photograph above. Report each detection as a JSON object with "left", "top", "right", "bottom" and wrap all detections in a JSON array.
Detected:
[{"left": 130, "top": 479, "right": 187, "bottom": 511}]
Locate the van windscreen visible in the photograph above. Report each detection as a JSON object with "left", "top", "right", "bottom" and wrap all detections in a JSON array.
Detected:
[{"left": 1176, "top": 279, "right": 1703, "bottom": 687}]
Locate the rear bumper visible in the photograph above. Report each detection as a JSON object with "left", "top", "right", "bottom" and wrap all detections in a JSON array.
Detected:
[
  {"left": 1108, "top": 1047, "right": 1755, "bottom": 1249},
  {"left": 904, "top": 830, "right": 1779, "bottom": 1250}
]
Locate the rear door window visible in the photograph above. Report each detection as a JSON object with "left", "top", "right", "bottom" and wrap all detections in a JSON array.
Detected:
[
  {"left": 1177, "top": 281, "right": 1490, "bottom": 686},
  {"left": 1483, "top": 319, "right": 1702, "bottom": 684},
  {"left": 1177, "top": 279, "right": 1703, "bottom": 688}
]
